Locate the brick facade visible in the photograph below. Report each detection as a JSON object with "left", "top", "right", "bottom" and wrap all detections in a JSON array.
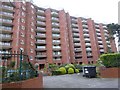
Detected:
[{"left": 0, "top": 1, "right": 117, "bottom": 69}]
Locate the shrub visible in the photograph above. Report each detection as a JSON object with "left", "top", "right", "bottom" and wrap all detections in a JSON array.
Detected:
[
  {"left": 75, "top": 69, "right": 79, "bottom": 73},
  {"left": 68, "top": 68, "right": 74, "bottom": 74},
  {"left": 58, "top": 67, "right": 66, "bottom": 74},
  {"left": 100, "top": 53, "right": 120, "bottom": 68},
  {"left": 52, "top": 70, "right": 62, "bottom": 75}
]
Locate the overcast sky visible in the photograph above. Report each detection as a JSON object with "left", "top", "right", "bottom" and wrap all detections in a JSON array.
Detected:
[{"left": 32, "top": 0, "right": 119, "bottom": 24}]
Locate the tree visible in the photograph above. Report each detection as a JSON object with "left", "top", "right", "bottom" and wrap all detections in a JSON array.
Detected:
[{"left": 107, "top": 23, "right": 120, "bottom": 52}]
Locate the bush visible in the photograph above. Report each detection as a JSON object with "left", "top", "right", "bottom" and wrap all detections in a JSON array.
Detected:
[
  {"left": 68, "top": 68, "right": 74, "bottom": 74},
  {"left": 100, "top": 53, "right": 120, "bottom": 68},
  {"left": 52, "top": 70, "right": 62, "bottom": 75},
  {"left": 58, "top": 67, "right": 66, "bottom": 74},
  {"left": 75, "top": 69, "right": 79, "bottom": 73}
]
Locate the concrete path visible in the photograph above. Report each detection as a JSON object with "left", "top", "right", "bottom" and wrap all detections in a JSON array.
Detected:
[{"left": 43, "top": 73, "right": 119, "bottom": 88}]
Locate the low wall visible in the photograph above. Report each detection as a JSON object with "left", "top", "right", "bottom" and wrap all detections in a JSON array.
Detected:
[
  {"left": 1, "top": 74, "right": 43, "bottom": 89},
  {"left": 99, "top": 67, "right": 120, "bottom": 78}
]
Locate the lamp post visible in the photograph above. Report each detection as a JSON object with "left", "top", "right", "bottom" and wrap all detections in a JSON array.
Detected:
[{"left": 19, "top": 49, "right": 22, "bottom": 80}]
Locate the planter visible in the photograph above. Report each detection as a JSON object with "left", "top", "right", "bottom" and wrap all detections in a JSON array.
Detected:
[
  {"left": 1, "top": 74, "right": 43, "bottom": 89},
  {"left": 99, "top": 67, "right": 120, "bottom": 78}
]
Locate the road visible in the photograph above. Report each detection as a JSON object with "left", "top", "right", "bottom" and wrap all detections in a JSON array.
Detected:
[{"left": 43, "top": 73, "right": 119, "bottom": 88}]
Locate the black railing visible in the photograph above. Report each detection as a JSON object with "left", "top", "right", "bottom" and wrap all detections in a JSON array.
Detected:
[{"left": 0, "top": 50, "right": 38, "bottom": 83}]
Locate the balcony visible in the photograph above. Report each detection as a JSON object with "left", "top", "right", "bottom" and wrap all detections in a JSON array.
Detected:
[
  {"left": 53, "top": 54, "right": 62, "bottom": 58},
  {"left": 71, "top": 18, "right": 78, "bottom": 23},
  {"left": 84, "top": 38, "right": 90, "bottom": 41},
  {"left": 83, "top": 29, "right": 89, "bottom": 32},
  {"left": 36, "top": 27, "right": 46, "bottom": 33},
  {"left": 75, "top": 54, "right": 82, "bottom": 58},
  {"left": 84, "top": 33, "right": 89, "bottom": 37},
  {"left": 35, "top": 54, "right": 47, "bottom": 58},
  {"left": 85, "top": 43, "right": 91, "bottom": 46},
  {"left": 0, "top": 44, "right": 12, "bottom": 49},
  {"left": 0, "top": 12, "right": 14, "bottom": 19},
  {"left": 51, "top": 12, "right": 59, "bottom": 17},
  {"left": 1, "top": 36, "right": 12, "bottom": 41},
  {"left": 35, "top": 34, "right": 46, "bottom": 39},
  {"left": 37, "top": 9, "right": 45, "bottom": 16},
  {"left": 104, "top": 29, "right": 108, "bottom": 33},
  {"left": 98, "top": 41, "right": 103, "bottom": 44},
  {"left": 51, "top": 17, "right": 59, "bottom": 22},
  {"left": 100, "top": 49, "right": 104, "bottom": 52},
  {"left": 52, "top": 28, "right": 60, "bottom": 33},
  {"left": 106, "top": 41, "right": 110, "bottom": 44},
  {"left": 1, "top": 5, "right": 14, "bottom": 13},
  {"left": 104, "top": 33, "right": 109, "bottom": 37},
  {"left": 72, "top": 28, "right": 79, "bottom": 33},
  {"left": 52, "top": 34, "right": 60, "bottom": 39},
  {"left": 97, "top": 37, "right": 102, "bottom": 40},
  {"left": 74, "top": 48, "right": 81, "bottom": 52},
  {"left": 36, "top": 21, "right": 46, "bottom": 26},
  {"left": 73, "top": 33, "right": 79, "bottom": 38},
  {"left": 73, "top": 38, "right": 80, "bottom": 42},
  {"left": 37, "top": 16, "right": 45, "bottom": 21},
  {"left": 86, "top": 48, "right": 92, "bottom": 51},
  {"left": 0, "top": 28, "right": 12, "bottom": 34},
  {"left": 53, "top": 41, "right": 61, "bottom": 45},
  {"left": 82, "top": 20, "right": 87, "bottom": 24},
  {"left": 0, "top": 18, "right": 13, "bottom": 26},
  {"left": 103, "top": 25, "right": 107, "bottom": 29},
  {"left": 35, "top": 40, "right": 46, "bottom": 45},
  {"left": 74, "top": 43, "right": 81, "bottom": 47},
  {"left": 35, "top": 48, "right": 46, "bottom": 51},
  {"left": 71, "top": 24, "right": 78, "bottom": 28},
  {"left": 96, "top": 29, "right": 100, "bottom": 32},
  {"left": 53, "top": 47, "right": 61, "bottom": 51},
  {"left": 95, "top": 25, "right": 99, "bottom": 28},
  {"left": 108, "top": 45, "right": 111, "bottom": 47},
  {"left": 52, "top": 23, "right": 59, "bottom": 28},
  {"left": 99, "top": 45, "right": 104, "bottom": 48},
  {"left": 96, "top": 33, "right": 101, "bottom": 36},
  {"left": 82, "top": 25, "right": 88, "bottom": 28}
]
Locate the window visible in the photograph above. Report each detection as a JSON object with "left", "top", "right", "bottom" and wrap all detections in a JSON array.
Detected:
[
  {"left": 21, "top": 26, "right": 25, "bottom": 30},
  {"left": 22, "top": 6, "right": 26, "bottom": 11},
  {"left": 22, "top": 12, "right": 25, "bottom": 17},
  {"left": 30, "top": 56, "right": 33, "bottom": 60},
  {"left": 21, "top": 18, "right": 25, "bottom": 23},
  {"left": 30, "top": 49, "right": 33, "bottom": 53},
  {"left": 31, "top": 22, "right": 34, "bottom": 26},
  {"left": 31, "top": 28, "right": 34, "bottom": 32},
  {"left": 30, "top": 35, "right": 34, "bottom": 39},
  {"left": 31, "top": 5, "right": 34, "bottom": 9},
  {"left": 30, "top": 41, "right": 34, "bottom": 46},
  {"left": 20, "top": 40, "right": 24, "bottom": 44},
  {"left": 21, "top": 32, "right": 25, "bottom": 37}
]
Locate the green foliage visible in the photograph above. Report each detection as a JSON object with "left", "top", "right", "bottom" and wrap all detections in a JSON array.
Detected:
[
  {"left": 66, "top": 64, "right": 75, "bottom": 69},
  {"left": 100, "top": 53, "right": 120, "bottom": 68},
  {"left": 9, "top": 61, "right": 15, "bottom": 69},
  {"left": 58, "top": 67, "right": 66, "bottom": 74},
  {"left": 68, "top": 68, "right": 74, "bottom": 74},
  {"left": 75, "top": 69, "right": 79, "bottom": 73},
  {"left": 52, "top": 70, "right": 62, "bottom": 75}
]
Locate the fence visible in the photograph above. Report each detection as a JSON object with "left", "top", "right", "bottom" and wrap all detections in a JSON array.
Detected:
[{"left": 0, "top": 50, "right": 38, "bottom": 83}]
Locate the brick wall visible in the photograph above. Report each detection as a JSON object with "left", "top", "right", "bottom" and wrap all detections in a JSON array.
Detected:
[
  {"left": 1, "top": 74, "right": 43, "bottom": 89},
  {"left": 99, "top": 67, "right": 120, "bottom": 78}
]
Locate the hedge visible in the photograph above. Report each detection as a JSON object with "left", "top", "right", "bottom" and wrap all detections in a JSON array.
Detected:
[
  {"left": 58, "top": 67, "right": 66, "bottom": 74},
  {"left": 68, "top": 68, "right": 74, "bottom": 74},
  {"left": 100, "top": 53, "right": 120, "bottom": 68}
]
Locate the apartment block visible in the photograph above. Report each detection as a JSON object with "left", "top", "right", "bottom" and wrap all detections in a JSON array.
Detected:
[{"left": 0, "top": 1, "right": 117, "bottom": 69}]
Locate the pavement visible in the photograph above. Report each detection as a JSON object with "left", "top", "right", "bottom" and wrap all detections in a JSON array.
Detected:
[{"left": 43, "top": 73, "right": 119, "bottom": 88}]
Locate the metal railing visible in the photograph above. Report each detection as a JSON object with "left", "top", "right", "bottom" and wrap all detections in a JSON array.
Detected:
[{"left": 0, "top": 50, "right": 38, "bottom": 83}]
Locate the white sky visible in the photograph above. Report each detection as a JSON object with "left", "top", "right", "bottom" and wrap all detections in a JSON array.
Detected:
[{"left": 33, "top": 0, "right": 119, "bottom": 24}]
